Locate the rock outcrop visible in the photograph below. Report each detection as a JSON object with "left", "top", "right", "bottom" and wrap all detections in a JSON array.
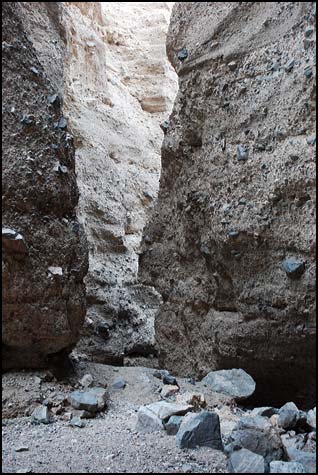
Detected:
[
  {"left": 61, "top": 2, "right": 177, "bottom": 362},
  {"left": 2, "top": 2, "right": 88, "bottom": 369},
  {"left": 139, "top": 2, "right": 316, "bottom": 407}
]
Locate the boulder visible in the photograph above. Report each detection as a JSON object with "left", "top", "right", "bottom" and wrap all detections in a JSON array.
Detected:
[
  {"left": 229, "top": 448, "right": 265, "bottom": 473},
  {"left": 227, "top": 416, "right": 284, "bottom": 466},
  {"left": 136, "top": 401, "right": 193, "bottom": 433},
  {"left": 269, "top": 461, "right": 306, "bottom": 473},
  {"left": 201, "top": 369, "right": 256, "bottom": 401},
  {"left": 176, "top": 411, "right": 223, "bottom": 450},
  {"left": 31, "top": 405, "right": 50, "bottom": 424},
  {"left": 285, "top": 448, "right": 317, "bottom": 473},
  {"left": 68, "top": 387, "right": 107, "bottom": 413},
  {"left": 164, "top": 415, "right": 183, "bottom": 435}
]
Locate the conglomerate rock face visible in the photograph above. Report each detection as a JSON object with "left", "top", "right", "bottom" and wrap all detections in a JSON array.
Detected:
[
  {"left": 61, "top": 2, "right": 177, "bottom": 362},
  {"left": 2, "top": 2, "right": 88, "bottom": 369},
  {"left": 139, "top": 2, "right": 316, "bottom": 407}
]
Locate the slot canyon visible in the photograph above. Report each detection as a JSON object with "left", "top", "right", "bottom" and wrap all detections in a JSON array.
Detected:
[{"left": 2, "top": 2, "right": 316, "bottom": 473}]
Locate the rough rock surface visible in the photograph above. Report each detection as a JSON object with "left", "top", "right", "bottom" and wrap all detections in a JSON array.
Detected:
[
  {"left": 2, "top": 2, "right": 88, "bottom": 369},
  {"left": 61, "top": 2, "right": 178, "bottom": 362},
  {"left": 202, "top": 368, "right": 256, "bottom": 401},
  {"left": 139, "top": 1, "right": 316, "bottom": 407}
]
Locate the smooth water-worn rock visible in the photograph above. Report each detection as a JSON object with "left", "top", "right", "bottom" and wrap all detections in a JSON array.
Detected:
[
  {"left": 202, "top": 369, "right": 256, "bottom": 401},
  {"left": 139, "top": 1, "right": 316, "bottom": 408},
  {"left": 176, "top": 411, "right": 223, "bottom": 450},
  {"left": 229, "top": 448, "right": 265, "bottom": 473},
  {"left": 269, "top": 461, "right": 306, "bottom": 473}
]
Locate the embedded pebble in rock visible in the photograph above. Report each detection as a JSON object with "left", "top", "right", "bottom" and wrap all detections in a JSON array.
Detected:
[
  {"left": 281, "top": 258, "right": 306, "bottom": 278},
  {"left": 236, "top": 145, "right": 249, "bottom": 161},
  {"left": 202, "top": 369, "right": 256, "bottom": 401},
  {"left": 269, "top": 461, "right": 306, "bottom": 473},
  {"left": 229, "top": 448, "right": 265, "bottom": 473},
  {"left": 176, "top": 411, "right": 223, "bottom": 450},
  {"left": 177, "top": 47, "right": 188, "bottom": 61}
]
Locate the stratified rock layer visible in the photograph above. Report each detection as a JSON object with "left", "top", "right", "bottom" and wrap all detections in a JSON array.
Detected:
[
  {"left": 2, "top": 2, "right": 88, "bottom": 369},
  {"left": 139, "top": 2, "right": 316, "bottom": 407}
]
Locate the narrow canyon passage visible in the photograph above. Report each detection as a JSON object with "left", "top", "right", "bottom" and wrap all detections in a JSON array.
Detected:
[{"left": 2, "top": 2, "right": 316, "bottom": 474}]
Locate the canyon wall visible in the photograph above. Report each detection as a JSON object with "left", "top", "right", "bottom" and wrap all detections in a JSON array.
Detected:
[
  {"left": 139, "top": 2, "right": 316, "bottom": 407},
  {"left": 61, "top": 2, "right": 178, "bottom": 363},
  {"left": 2, "top": 2, "right": 88, "bottom": 369}
]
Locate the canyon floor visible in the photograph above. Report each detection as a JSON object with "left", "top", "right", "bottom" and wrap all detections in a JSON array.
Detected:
[{"left": 2, "top": 361, "right": 231, "bottom": 474}]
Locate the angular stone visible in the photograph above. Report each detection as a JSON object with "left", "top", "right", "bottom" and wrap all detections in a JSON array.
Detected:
[
  {"left": 270, "top": 461, "right": 306, "bottom": 473},
  {"left": 79, "top": 374, "right": 94, "bottom": 388},
  {"left": 202, "top": 368, "right": 256, "bottom": 401},
  {"left": 229, "top": 448, "right": 265, "bottom": 473},
  {"left": 69, "top": 416, "right": 85, "bottom": 428},
  {"left": 136, "top": 406, "right": 164, "bottom": 433},
  {"left": 285, "top": 59, "right": 295, "bottom": 72},
  {"left": 57, "top": 117, "right": 68, "bottom": 130},
  {"left": 31, "top": 405, "right": 50, "bottom": 424},
  {"left": 306, "top": 135, "right": 316, "bottom": 146},
  {"left": 307, "top": 407, "right": 316, "bottom": 430},
  {"left": 227, "top": 416, "right": 284, "bottom": 465},
  {"left": 285, "top": 448, "right": 316, "bottom": 473},
  {"left": 177, "top": 47, "right": 188, "bottom": 61},
  {"left": 2, "top": 228, "right": 28, "bottom": 256},
  {"left": 228, "top": 61, "right": 237, "bottom": 71},
  {"left": 20, "top": 114, "right": 35, "bottom": 125},
  {"left": 176, "top": 411, "right": 223, "bottom": 450},
  {"left": 236, "top": 145, "right": 249, "bottom": 161},
  {"left": 161, "top": 385, "right": 179, "bottom": 398},
  {"left": 281, "top": 258, "right": 305, "bottom": 278},
  {"left": 162, "top": 374, "right": 178, "bottom": 385},
  {"left": 136, "top": 401, "right": 193, "bottom": 432},
  {"left": 48, "top": 266, "right": 63, "bottom": 276},
  {"left": 164, "top": 415, "right": 183, "bottom": 435},
  {"left": 15, "top": 446, "right": 29, "bottom": 452},
  {"left": 67, "top": 388, "right": 108, "bottom": 413},
  {"left": 278, "top": 410, "right": 299, "bottom": 430},
  {"left": 304, "top": 66, "right": 313, "bottom": 78}
]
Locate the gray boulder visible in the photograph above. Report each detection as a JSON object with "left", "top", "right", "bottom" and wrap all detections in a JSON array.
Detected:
[
  {"left": 176, "top": 411, "right": 223, "bottom": 450},
  {"left": 229, "top": 448, "right": 265, "bottom": 473},
  {"left": 227, "top": 416, "right": 284, "bottom": 466},
  {"left": 164, "top": 415, "right": 183, "bottom": 435},
  {"left": 201, "top": 369, "right": 256, "bottom": 401},
  {"left": 136, "top": 401, "right": 192, "bottom": 433},
  {"left": 68, "top": 387, "right": 107, "bottom": 413},
  {"left": 307, "top": 407, "right": 316, "bottom": 430},
  {"left": 285, "top": 448, "right": 317, "bottom": 473},
  {"left": 31, "top": 405, "right": 50, "bottom": 424},
  {"left": 270, "top": 461, "right": 306, "bottom": 473}
]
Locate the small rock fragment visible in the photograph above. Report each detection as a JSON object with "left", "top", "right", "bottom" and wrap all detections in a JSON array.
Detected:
[
  {"left": 161, "top": 385, "right": 179, "bottom": 398},
  {"left": 20, "top": 114, "right": 35, "bottom": 125},
  {"left": 228, "top": 61, "right": 237, "bottom": 71},
  {"left": 306, "top": 135, "right": 316, "bottom": 145},
  {"left": 15, "top": 446, "right": 29, "bottom": 452},
  {"left": 57, "top": 117, "right": 68, "bottom": 130},
  {"left": 79, "top": 374, "right": 94, "bottom": 388},
  {"left": 303, "top": 66, "right": 313, "bottom": 78},
  {"left": 285, "top": 59, "right": 295, "bottom": 72},
  {"left": 162, "top": 374, "right": 178, "bottom": 386}
]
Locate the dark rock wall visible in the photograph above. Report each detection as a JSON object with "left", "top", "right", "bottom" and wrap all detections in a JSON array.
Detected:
[
  {"left": 139, "top": 2, "right": 316, "bottom": 407},
  {"left": 2, "top": 2, "right": 88, "bottom": 369}
]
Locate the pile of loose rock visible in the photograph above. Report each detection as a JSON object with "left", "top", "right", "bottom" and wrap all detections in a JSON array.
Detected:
[
  {"left": 136, "top": 368, "right": 317, "bottom": 474},
  {"left": 30, "top": 373, "right": 108, "bottom": 429}
]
